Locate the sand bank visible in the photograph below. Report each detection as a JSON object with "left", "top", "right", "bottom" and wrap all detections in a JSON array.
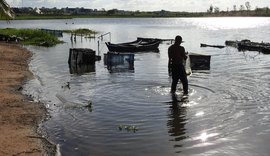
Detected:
[{"left": 0, "top": 42, "right": 55, "bottom": 155}]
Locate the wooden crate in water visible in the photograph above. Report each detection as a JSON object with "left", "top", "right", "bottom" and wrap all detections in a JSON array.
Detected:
[
  {"left": 68, "top": 48, "right": 96, "bottom": 65},
  {"left": 189, "top": 53, "right": 211, "bottom": 70}
]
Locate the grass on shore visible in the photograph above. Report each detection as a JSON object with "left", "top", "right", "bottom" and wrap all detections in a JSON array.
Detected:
[
  {"left": 0, "top": 28, "right": 63, "bottom": 47},
  {"left": 13, "top": 15, "right": 72, "bottom": 20}
]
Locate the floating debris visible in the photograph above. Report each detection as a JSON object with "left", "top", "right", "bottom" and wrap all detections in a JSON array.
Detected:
[
  {"left": 84, "top": 100, "right": 93, "bottom": 112},
  {"left": 56, "top": 94, "right": 93, "bottom": 111},
  {"left": 61, "top": 82, "right": 70, "bottom": 89},
  {"left": 118, "top": 125, "right": 138, "bottom": 132}
]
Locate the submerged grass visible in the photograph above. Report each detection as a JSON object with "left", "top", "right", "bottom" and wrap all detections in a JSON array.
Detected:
[{"left": 0, "top": 28, "right": 63, "bottom": 47}]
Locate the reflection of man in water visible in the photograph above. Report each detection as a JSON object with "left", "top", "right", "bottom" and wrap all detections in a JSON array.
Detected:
[
  {"left": 168, "top": 35, "right": 188, "bottom": 95},
  {"left": 167, "top": 94, "right": 187, "bottom": 153}
]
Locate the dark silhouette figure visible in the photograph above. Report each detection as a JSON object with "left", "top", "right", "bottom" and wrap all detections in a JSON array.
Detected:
[{"left": 168, "top": 35, "right": 188, "bottom": 95}]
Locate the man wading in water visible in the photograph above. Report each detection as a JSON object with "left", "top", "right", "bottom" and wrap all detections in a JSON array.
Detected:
[{"left": 168, "top": 35, "right": 188, "bottom": 95}]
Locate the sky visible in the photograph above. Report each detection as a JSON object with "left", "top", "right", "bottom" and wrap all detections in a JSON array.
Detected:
[{"left": 6, "top": 0, "right": 270, "bottom": 12}]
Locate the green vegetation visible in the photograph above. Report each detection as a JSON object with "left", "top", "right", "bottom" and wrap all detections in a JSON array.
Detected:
[
  {"left": 1, "top": 1, "right": 270, "bottom": 20},
  {"left": 63, "top": 28, "right": 97, "bottom": 36},
  {"left": 2, "top": 2, "right": 270, "bottom": 20},
  {"left": 7, "top": 8, "right": 270, "bottom": 19},
  {"left": 0, "top": 0, "right": 14, "bottom": 20},
  {"left": 13, "top": 14, "right": 72, "bottom": 20},
  {"left": 118, "top": 125, "right": 138, "bottom": 132},
  {"left": 205, "top": 3, "right": 270, "bottom": 17},
  {"left": 0, "top": 28, "right": 63, "bottom": 47}
]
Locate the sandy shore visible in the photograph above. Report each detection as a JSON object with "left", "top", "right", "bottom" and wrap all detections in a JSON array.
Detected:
[{"left": 0, "top": 42, "right": 55, "bottom": 155}]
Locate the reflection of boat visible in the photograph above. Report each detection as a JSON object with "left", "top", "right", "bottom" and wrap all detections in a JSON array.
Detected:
[{"left": 105, "top": 39, "right": 160, "bottom": 52}]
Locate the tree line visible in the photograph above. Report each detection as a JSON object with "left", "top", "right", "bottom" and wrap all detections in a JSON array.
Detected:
[
  {"left": 1, "top": 0, "right": 270, "bottom": 20},
  {"left": 205, "top": 1, "right": 270, "bottom": 17}
]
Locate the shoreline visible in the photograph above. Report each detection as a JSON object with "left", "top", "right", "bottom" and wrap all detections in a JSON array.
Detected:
[
  {"left": 6, "top": 15, "right": 270, "bottom": 20},
  {"left": 1, "top": 14, "right": 270, "bottom": 21},
  {"left": 0, "top": 42, "right": 56, "bottom": 155}
]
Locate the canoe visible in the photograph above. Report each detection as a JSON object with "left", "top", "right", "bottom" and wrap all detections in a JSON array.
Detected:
[
  {"left": 137, "top": 37, "right": 161, "bottom": 42},
  {"left": 105, "top": 39, "right": 160, "bottom": 52},
  {"left": 225, "top": 40, "right": 270, "bottom": 54},
  {"left": 137, "top": 37, "right": 174, "bottom": 43},
  {"left": 200, "top": 43, "right": 225, "bottom": 49}
]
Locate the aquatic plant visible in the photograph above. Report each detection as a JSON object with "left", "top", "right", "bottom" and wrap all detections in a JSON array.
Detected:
[
  {"left": 118, "top": 125, "right": 138, "bottom": 132},
  {"left": 84, "top": 100, "right": 93, "bottom": 112},
  {"left": 0, "top": 28, "right": 63, "bottom": 46},
  {"left": 63, "top": 28, "right": 97, "bottom": 37},
  {"left": 61, "top": 82, "right": 70, "bottom": 89}
]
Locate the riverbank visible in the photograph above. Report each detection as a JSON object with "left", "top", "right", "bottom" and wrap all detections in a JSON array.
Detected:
[
  {"left": 7, "top": 8, "right": 270, "bottom": 20},
  {"left": 9, "top": 13, "right": 270, "bottom": 20},
  {"left": 0, "top": 42, "right": 55, "bottom": 155}
]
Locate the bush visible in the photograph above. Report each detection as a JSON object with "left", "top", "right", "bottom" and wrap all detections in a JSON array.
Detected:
[{"left": 0, "top": 28, "right": 63, "bottom": 46}]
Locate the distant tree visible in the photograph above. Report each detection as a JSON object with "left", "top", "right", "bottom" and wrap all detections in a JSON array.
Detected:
[
  {"left": 245, "top": 1, "right": 251, "bottom": 10},
  {"left": 214, "top": 7, "right": 220, "bottom": 13},
  {"left": 107, "top": 9, "right": 118, "bottom": 15},
  {"left": 207, "top": 5, "right": 213, "bottom": 13},
  {"left": 0, "top": 0, "right": 14, "bottom": 19},
  {"left": 239, "top": 5, "right": 245, "bottom": 11},
  {"left": 255, "top": 6, "right": 259, "bottom": 13},
  {"left": 233, "top": 5, "right": 237, "bottom": 11}
]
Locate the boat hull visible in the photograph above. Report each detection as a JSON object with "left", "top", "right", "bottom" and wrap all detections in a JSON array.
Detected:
[{"left": 105, "top": 39, "right": 160, "bottom": 52}]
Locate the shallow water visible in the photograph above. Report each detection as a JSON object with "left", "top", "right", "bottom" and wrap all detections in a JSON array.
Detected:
[{"left": 2, "top": 17, "right": 270, "bottom": 155}]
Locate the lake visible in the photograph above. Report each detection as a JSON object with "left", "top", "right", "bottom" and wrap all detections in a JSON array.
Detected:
[{"left": 1, "top": 17, "right": 270, "bottom": 156}]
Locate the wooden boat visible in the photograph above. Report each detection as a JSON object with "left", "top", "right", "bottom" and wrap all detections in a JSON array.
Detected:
[
  {"left": 225, "top": 40, "right": 270, "bottom": 54},
  {"left": 137, "top": 37, "right": 174, "bottom": 43},
  {"left": 238, "top": 40, "right": 270, "bottom": 54},
  {"left": 200, "top": 43, "right": 225, "bottom": 49},
  {"left": 105, "top": 39, "right": 160, "bottom": 52},
  {"left": 137, "top": 37, "right": 161, "bottom": 42}
]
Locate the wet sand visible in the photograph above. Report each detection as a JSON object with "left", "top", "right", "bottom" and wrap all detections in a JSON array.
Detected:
[{"left": 0, "top": 42, "right": 55, "bottom": 155}]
